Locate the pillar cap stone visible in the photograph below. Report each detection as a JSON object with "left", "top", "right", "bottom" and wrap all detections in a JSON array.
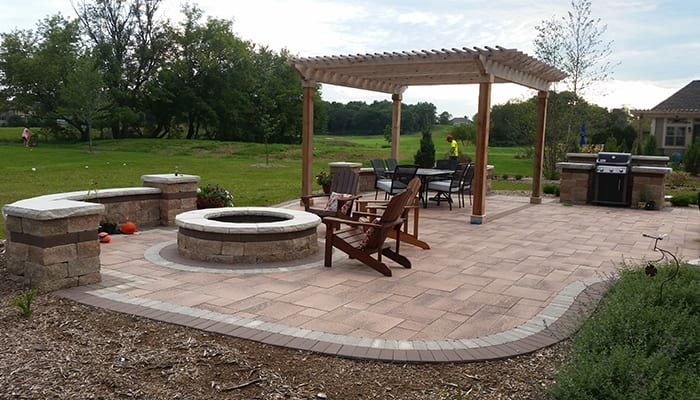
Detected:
[{"left": 141, "top": 174, "right": 200, "bottom": 184}]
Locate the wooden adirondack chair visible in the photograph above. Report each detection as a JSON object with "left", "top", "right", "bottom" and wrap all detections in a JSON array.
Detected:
[
  {"left": 301, "top": 169, "right": 360, "bottom": 220},
  {"left": 322, "top": 177, "right": 420, "bottom": 276}
]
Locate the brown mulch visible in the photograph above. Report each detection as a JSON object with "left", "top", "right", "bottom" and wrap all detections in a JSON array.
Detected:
[{"left": 0, "top": 245, "right": 570, "bottom": 400}]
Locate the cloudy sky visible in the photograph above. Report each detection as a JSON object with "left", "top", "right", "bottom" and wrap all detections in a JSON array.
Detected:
[{"left": 2, "top": 0, "right": 698, "bottom": 117}]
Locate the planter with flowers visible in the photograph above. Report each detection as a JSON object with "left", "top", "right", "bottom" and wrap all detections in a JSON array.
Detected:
[
  {"left": 315, "top": 170, "right": 332, "bottom": 194},
  {"left": 196, "top": 184, "right": 234, "bottom": 209}
]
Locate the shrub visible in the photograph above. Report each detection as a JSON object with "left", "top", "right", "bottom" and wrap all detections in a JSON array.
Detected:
[
  {"left": 543, "top": 183, "right": 560, "bottom": 196},
  {"left": 669, "top": 191, "right": 698, "bottom": 207},
  {"left": 683, "top": 139, "right": 700, "bottom": 174},
  {"left": 642, "top": 134, "right": 658, "bottom": 156},
  {"left": 413, "top": 128, "right": 436, "bottom": 168},
  {"left": 551, "top": 264, "right": 700, "bottom": 399},
  {"left": 196, "top": 184, "right": 234, "bottom": 209},
  {"left": 515, "top": 175, "right": 523, "bottom": 180},
  {"left": 667, "top": 170, "right": 690, "bottom": 187}
]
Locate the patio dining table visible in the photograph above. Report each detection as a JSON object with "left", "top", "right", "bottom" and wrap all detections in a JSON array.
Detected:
[{"left": 415, "top": 168, "right": 454, "bottom": 208}]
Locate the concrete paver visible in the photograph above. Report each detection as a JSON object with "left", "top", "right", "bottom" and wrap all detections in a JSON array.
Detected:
[{"left": 56, "top": 195, "right": 699, "bottom": 362}]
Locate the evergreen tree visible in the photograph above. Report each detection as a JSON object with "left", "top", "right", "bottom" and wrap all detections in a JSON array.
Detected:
[{"left": 414, "top": 128, "right": 436, "bottom": 168}]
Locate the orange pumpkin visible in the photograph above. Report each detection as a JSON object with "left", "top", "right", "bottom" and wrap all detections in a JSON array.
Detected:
[
  {"left": 120, "top": 221, "right": 137, "bottom": 234},
  {"left": 98, "top": 232, "right": 111, "bottom": 243}
]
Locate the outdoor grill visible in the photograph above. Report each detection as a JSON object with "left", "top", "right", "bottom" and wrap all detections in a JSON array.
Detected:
[{"left": 593, "top": 152, "right": 632, "bottom": 206}]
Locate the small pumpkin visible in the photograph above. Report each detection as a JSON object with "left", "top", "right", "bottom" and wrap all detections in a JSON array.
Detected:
[
  {"left": 98, "top": 232, "right": 111, "bottom": 243},
  {"left": 120, "top": 221, "right": 137, "bottom": 234}
]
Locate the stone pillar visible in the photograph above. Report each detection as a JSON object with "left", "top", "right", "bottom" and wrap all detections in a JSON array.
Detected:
[
  {"left": 557, "top": 163, "right": 595, "bottom": 205},
  {"left": 141, "top": 174, "right": 200, "bottom": 226},
  {"left": 3, "top": 202, "right": 104, "bottom": 291},
  {"left": 630, "top": 166, "right": 671, "bottom": 210},
  {"left": 328, "top": 162, "right": 362, "bottom": 178}
]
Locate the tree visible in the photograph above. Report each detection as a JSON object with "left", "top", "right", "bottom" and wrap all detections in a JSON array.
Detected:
[
  {"left": 75, "top": 0, "right": 170, "bottom": 138},
  {"left": 57, "top": 54, "right": 108, "bottom": 151},
  {"left": 0, "top": 14, "right": 81, "bottom": 122},
  {"left": 489, "top": 100, "right": 537, "bottom": 146},
  {"left": 438, "top": 111, "right": 452, "bottom": 125},
  {"left": 413, "top": 128, "right": 435, "bottom": 168},
  {"left": 534, "top": 0, "right": 615, "bottom": 97},
  {"left": 413, "top": 102, "right": 437, "bottom": 132}
]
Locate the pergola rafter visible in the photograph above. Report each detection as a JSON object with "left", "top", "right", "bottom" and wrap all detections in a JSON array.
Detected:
[{"left": 289, "top": 45, "right": 567, "bottom": 224}]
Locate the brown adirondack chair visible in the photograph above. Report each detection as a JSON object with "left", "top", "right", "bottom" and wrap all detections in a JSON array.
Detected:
[
  {"left": 322, "top": 177, "right": 420, "bottom": 276},
  {"left": 301, "top": 169, "right": 360, "bottom": 220}
]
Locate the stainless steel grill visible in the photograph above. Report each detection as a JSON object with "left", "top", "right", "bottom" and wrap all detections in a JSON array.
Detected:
[{"left": 593, "top": 152, "right": 632, "bottom": 206}]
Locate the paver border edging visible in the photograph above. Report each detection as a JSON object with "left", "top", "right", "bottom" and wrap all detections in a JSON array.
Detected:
[{"left": 56, "top": 273, "right": 609, "bottom": 363}]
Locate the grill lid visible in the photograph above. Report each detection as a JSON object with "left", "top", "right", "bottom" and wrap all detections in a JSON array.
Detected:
[{"left": 596, "top": 152, "right": 631, "bottom": 165}]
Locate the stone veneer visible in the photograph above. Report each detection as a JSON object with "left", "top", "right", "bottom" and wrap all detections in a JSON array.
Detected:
[
  {"left": 176, "top": 207, "right": 320, "bottom": 264},
  {"left": 2, "top": 174, "right": 199, "bottom": 291},
  {"left": 557, "top": 154, "right": 671, "bottom": 209}
]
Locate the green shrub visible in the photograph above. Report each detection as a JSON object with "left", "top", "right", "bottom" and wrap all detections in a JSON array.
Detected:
[
  {"left": 667, "top": 170, "right": 691, "bottom": 187},
  {"left": 543, "top": 183, "right": 560, "bottom": 196},
  {"left": 551, "top": 264, "right": 700, "bottom": 399},
  {"left": 669, "top": 191, "right": 698, "bottom": 207},
  {"left": 683, "top": 139, "right": 700, "bottom": 174},
  {"left": 413, "top": 129, "right": 436, "bottom": 168},
  {"left": 642, "top": 134, "right": 658, "bottom": 156},
  {"left": 515, "top": 175, "right": 523, "bottom": 180}
]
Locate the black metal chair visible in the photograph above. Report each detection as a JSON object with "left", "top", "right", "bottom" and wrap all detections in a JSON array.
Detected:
[
  {"left": 376, "top": 164, "right": 418, "bottom": 199},
  {"left": 427, "top": 164, "right": 468, "bottom": 210},
  {"left": 385, "top": 158, "right": 398, "bottom": 173},
  {"left": 371, "top": 159, "right": 391, "bottom": 199},
  {"left": 458, "top": 163, "right": 475, "bottom": 207}
]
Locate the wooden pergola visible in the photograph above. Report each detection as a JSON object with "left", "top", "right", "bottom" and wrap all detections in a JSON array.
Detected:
[{"left": 289, "top": 46, "right": 567, "bottom": 224}]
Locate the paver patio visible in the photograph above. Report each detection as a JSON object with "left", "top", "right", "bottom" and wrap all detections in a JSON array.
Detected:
[{"left": 56, "top": 195, "right": 699, "bottom": 362}]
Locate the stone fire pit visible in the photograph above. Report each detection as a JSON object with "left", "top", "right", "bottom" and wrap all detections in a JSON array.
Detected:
[{"left": 175, "top": 207, "right": 321, "bottom": 264}]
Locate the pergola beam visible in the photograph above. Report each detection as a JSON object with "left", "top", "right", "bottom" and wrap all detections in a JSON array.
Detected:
[{"left": 289, "top": 45, "right": 567, "bottom": 222}]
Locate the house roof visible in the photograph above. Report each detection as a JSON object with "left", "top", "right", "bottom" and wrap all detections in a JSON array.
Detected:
[
  {"left": 288, "top": 46, "right": 567, "bottom": 94},
  {"left": 632, "top": 80, "right": 700, "bottom": 117}
]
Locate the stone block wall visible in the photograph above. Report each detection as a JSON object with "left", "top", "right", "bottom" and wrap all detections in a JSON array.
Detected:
[
  {"left": 558, "top": 154, "right": 670, "bottom": 209},
  {"left": 142, "top": 174, "right": 199, "bottom": 225},
  {"left": 559, "top": 167, "right": 593, "bottom": 205},
  {"left": 5, "top": 210, "right": 102, "bottom": 291},
  {"left": 3, "top": 173, "right": 201, "bottom": 292}
]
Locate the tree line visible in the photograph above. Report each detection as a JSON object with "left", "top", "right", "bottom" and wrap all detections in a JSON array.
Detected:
[{"left": 0, "top": 0, "right": 311, "bottom": 144}]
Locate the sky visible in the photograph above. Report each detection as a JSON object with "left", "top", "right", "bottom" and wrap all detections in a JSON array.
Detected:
[{"left": 2, "top": 0, "right": 699, "bottom": 118}]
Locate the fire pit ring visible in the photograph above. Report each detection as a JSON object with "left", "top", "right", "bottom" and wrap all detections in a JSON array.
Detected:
[{"left": 175, "top": 207, "right": 321, "bottom": 264}]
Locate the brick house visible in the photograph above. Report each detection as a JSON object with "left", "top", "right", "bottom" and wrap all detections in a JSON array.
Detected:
[{"left": 632, "top": 80, "right": 700, "bottom": 156}]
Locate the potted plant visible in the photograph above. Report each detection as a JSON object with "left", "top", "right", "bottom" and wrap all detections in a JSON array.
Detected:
[
  {"left": 99, "top": 218, "right": 118, "bottom": 234},
  {"left": 315, "top": 170, "right": 332, "bottom": 194},
  {"left": 196, "top": 184, "right": 235, "bottom": 209}
]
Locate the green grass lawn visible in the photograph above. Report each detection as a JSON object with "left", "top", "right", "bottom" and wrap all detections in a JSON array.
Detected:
[{"left": 0, "top": 131, "right": 536, "bottom": 240}]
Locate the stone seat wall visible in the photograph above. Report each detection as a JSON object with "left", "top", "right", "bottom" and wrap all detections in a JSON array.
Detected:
[{"left": 2, "top": 174, "right": 200, "bottom": 291}]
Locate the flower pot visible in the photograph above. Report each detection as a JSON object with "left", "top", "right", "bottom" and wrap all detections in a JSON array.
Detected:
[{"left": 322, "top": 183, "right": 331, "bottom": 194}]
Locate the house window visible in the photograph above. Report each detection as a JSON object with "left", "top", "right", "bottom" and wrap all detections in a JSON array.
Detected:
[{"left": 664, "top": 118, "right": 689, "bottom": 147}]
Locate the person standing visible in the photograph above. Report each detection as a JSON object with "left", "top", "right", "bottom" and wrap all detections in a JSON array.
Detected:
[
  {"left": 22, "top": 127, "right": 31, "bottom": 146},
  {"left": 446, "top": 134, "right": 458, "bottom": 162}
]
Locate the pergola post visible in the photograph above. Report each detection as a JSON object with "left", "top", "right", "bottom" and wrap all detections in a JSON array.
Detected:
[
  {"left": 391, "top": 93, "right": 402, "bottom": 160},
  {"left": 301, "top": 81, "right": 315, "bottom": 197},
  {"left": 530, "top": 90, "right": 549, "bottom": 204},
  {"left": 471, "top": 80, "right": 492, "bottom": 224}
]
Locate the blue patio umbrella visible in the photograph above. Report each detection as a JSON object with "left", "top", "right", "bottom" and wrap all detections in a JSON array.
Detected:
[{"left": 579, "top": 120, "right": 587, "bottom": 146}]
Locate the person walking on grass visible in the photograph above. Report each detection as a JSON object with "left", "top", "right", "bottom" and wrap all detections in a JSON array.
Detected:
[
  {"left": 446, "top": 134, "right": 458, "bottom": 162},
  {"left": 22, "top": 127, "right": 31, "bottom": 147}
]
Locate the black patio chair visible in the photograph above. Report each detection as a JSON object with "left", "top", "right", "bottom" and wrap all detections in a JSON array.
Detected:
[
  {"left": 376, "top": 164, "right": 418, "bottom": 199},
  {"left": 371, "top": 159, "right": 391, "bottom": 199}
]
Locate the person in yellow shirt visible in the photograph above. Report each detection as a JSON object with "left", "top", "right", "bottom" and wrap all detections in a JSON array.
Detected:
[{"left": 446, "top": 134, "right": 458, "bottom": 162}]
